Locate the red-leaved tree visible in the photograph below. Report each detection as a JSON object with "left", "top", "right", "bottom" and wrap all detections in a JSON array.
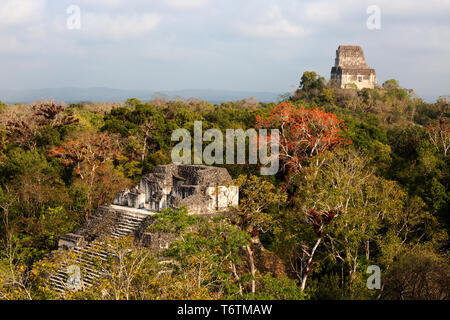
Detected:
[
  {"left": 256, "top": 102, "right": 350, "bottom": 174},
  {"left": 49, "top": 132, "right": 123, "bottom": 219},
  {"left": 5, "top": 102, "right": 78, "bottom": 151}
]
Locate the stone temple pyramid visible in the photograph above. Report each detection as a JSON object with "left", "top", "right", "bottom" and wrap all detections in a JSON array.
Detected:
[{"left": 330, "top": 45, "right": 377, "bottom": 89}]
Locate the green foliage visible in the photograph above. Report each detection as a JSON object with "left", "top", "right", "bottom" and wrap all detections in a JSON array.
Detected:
[
  {"left": 388, "top": 125, "right": 427, "bottom": 160},
  {"left": 148, "top": 207, "right": 200, "bottom": 234},
  {"left": 319, "top": 88, "right": 335, "bottom": 104},
  {"left": 38, "top": 207, "right": 78, "bottom": 247},
  {"left": 232, "top": 175, "right": 287, "bottom": 236},
  {"left": 247, "top": 274, "right": 307, "bottom": 300},
  {"left": 383, "top": 244, "right": 450, "bottom": 300},
  {"left": 0, "top": 147, "right": 63, "bottom": 186},
  {"left": 382, "top": 79, "right": 401, "bottom": 90},
  {"left": 167, "top": 215, "right": 249, "bottom": 262},
  {"left": 0, "top": 78, "right": 448, "bottom": 300},
  {"left": 148, "top": 211, "right": 251, "bottom": 298},
  {"left": 300, "top": 71, "right": 326, "bottom": 92},
  {"left": 68, "top": 184, "right": 89, "bottom": 215},
  {"left": 125, "top": 98, "right": 142, "bottom": 108}
]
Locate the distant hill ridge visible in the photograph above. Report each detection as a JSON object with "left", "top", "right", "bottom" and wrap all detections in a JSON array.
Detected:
[{"left": 0, "top": 87, "right": 282, "bottom": 104}]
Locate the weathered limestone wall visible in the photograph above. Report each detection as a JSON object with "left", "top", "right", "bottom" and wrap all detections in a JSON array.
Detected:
[
  {"left": 114, "top": 164, "right": 239, "bottom": 215},
  {"left": 330, "top": 45, "right": 377, "bottom": 89},
  {"left": 334, "top": 45, "right": 367, "bottom": 68}
]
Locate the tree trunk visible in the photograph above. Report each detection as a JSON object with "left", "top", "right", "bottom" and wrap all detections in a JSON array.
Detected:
[
  {"left": 142, "top": 136, "right": 147, "bottom": 163},
  {"left": 300, "top": 236, "right": 322, "bottom": 291},
  {"left": 365, "top": 240, "right": 370, "bottom": 261},
  {"left": 231, "top": 261, "right": 242, "bottom": 295},
  {"left": 245, "top": 245, "right": 256, "bottom": 294},
  {"left": 348, "top": 251, "right": 358, "bottom": 298}
]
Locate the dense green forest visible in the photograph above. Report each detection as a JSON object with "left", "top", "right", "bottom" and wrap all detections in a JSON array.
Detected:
[{"left": 0, "top": 72, "right": 448, "bottom": 300}]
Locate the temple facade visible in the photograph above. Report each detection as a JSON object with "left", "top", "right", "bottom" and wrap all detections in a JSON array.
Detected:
[
  {"left": 113, "top": 164, "right": 239, "bottom": 215},
  {"left": 330, "top": 45, "right": 377, "bottom": 89}
]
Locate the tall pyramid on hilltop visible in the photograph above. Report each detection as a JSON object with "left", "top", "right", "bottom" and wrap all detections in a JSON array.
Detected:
[{"left": 330, "top": 45, "right": 377, "bottom": 89}]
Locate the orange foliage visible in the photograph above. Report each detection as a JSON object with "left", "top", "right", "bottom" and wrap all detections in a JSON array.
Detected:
[
  {"left": 49, "top": 132, "right": 123, "bottom": 219},
  {"left": 49, "top": 132, "right": 121, "bottom": 179},
  {"left": 256, "top": 102, "right": 350, "bottom": 173}
]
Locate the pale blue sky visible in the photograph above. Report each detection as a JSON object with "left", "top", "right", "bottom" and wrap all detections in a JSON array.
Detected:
[{"left": 0, "top": 0, "right": 449, "bottom": 101}]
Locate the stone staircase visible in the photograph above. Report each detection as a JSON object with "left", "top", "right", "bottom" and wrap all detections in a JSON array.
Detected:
[
  {"left": 49, "top": 209, "right": 152, "bottom": 294},
  {"left": 110, "top": 210, "right": 150, "bottom": 239}
]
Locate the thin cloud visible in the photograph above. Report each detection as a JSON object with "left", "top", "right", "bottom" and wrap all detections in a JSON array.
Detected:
[
  {"left": 236, "top": 4, "right": 308, "bottom": 38},
  {"left": 304, "top": 1, "right": 341, "bottom": 23},
  {"left": 0, "top": 0, "right": 45, "bottom": 27},
  {"left": 81, "top": 13, "right": 161, "bottom": 40},
  {"left": 237, "top": 20, "right": 307, "bottom": 38},
  {"left": 164, "top": 0, "right": 209, "bottom": 9}
]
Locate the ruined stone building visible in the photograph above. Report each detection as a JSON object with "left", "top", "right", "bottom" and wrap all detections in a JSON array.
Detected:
[
  {"left": 113, "top": 164, "right": 239, "bottom": 214},
  {"left": 51, "top": 164, "right": 239, "bottom": 293},
  {"left": 330, "top": 45, "right": 377, "bottom": 89}
]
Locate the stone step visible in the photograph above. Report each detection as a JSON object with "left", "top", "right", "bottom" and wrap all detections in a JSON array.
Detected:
[
  {"left": 49, "top": 280, "right": 68, "bottom": 292},
  {"left": 116, "top": 219, "right": 142, "bottom": 227},
  {"left": 119, "top": 213, "right": 146, "bottom": 220},
  {"left": 82, "top": 276, "right": 95, "bottom": 284},
  {"left": 81, "top": 247, "right": 107, "bottom": 254},
  {"left": 50, "top": 267, "right": 100, "bottom": 292},
  {"left": 111, "top": 229, "right": 131, "bottom": 236},
  {"left": 59, "top": 269, "right": 98, "bottom": 284},
  {"left": 113, "top": 229, "right": 133, "bottom": 236},
  {"left": 116, "top": 220, "right": 144, "bottom": 228},
  {"left": 50, "top": 282, "right": 67, "bottom": 293},
  {"left": 112, "top": 232, "right": 132, "bottom": 238},
  {"left": 84, "top": 243, "right": 109, "bottom": 252},
  {"left": 73, "top": 248, "right": 108, "bottom": 260},
  {"left": 75, "top": 248, "right": 109, "bottom": 260},
  {"left": 118, "top": 211, "right": 150, "bottom": 219},
  {"left": 49, "top": 276, "right": 66, "bottom": 285},
  {"left": 113, "top": 223, "right": 141, "bottom": 231},
  {"left": 72, "top": 254, "right": 106, "bottom": 264},
  {"left": 70, "top": 259, "right": 102, "bottom": 270},
  {"left": 52, "top": 265, "right": 100, "bottom": 281},
  {"left": 113, "top": 219, "right": 142, "bottom": 228},
  {"left": 114, "top": 225, "right": 135, "bottom": 232},
  {"left": 117, "top": 217, "right": 147, "bottom": 224},
  {"left": 110, "top": 233, "right": 127, "bottom": 239}
]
